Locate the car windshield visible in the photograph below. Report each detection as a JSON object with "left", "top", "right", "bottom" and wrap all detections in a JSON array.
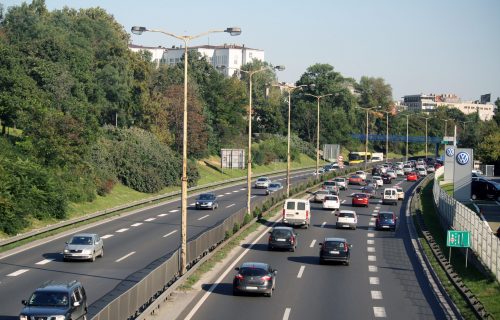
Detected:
[
  {"left": 269, "top": 183, "right": 280, "bottom": 188},
  {"left": 323, "top": 181, "right": 336, "bottom": 186},
  {"left": 198, "top": 194, "right": 214, "bottom": 200},
  {"left": 272, "top": 229, "right": 291, "bottom": 238},
  {"left": 350, "top": 175, "right": 360, "bottom": 179},
  {"left": 257, "top": 178, "right": 268, "bottom": 182},
  {"left": 316, "top": 191, "right": 329, "bottom": 195},
  {"left": 379, "top": 213, "right": 394, "bottom": 219},
  {"left": 325, "top": 196, "right": 338, "bottom": 201},
  {"left": 28, "top": 291, "right": 69, "bottom": 307},
  {"left": 323, "top": 241, "right": 346, "bottom": 251},
  {"left": 339, "top": 212, "right": 355, "bottom": 218},
  {"left": 239, "top": 267, "right": 268, "bottom": 276},
  {"left": 355, "top": 194, "right": 367, "bottom": 198},
  {"left": 69, "top": 236, "right": 93, "bottom": 245}
]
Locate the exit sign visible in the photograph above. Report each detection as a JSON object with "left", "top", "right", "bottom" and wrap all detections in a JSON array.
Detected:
[{"left": 447, "top": 230, "right": 470, "bottom": 248}]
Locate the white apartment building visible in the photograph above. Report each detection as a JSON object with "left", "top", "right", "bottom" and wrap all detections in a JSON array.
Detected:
[
  {"left": 162, "top": 44, "right": 264, "bottom": 76},
  {"left": 436, "top": 101, "right": 496, "bottom": 121},
  {"left": 402, "top": 94, "right": 437, "bottom": 111},
  {"left": 128, "top": 44, "right": 167, "bottom": 68}
]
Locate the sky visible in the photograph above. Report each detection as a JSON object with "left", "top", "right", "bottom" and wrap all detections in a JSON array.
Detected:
[{"left": 2, "top": 0, "right": 500, "bottom": 102}]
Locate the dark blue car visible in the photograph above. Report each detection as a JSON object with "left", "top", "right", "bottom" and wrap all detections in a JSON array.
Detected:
[{"left": 375, "top": 211, "right": 397, "bottom": 231}]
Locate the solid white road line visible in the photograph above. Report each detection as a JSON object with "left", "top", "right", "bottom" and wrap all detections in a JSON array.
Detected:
[
  {"left": 101, "top": 234, "right": 114, "bottom": 239},
  {"left": 8, "top": 269, "right": 29, "bottom": 277},
  {"left": 369, "top": 265, "right": 378, "bottom": 272},
  {"left": 169, "top": 209, "right": 179, "bottom": 213},
  {"left": 184, "top": 217, "right": 275, "bottom": 320},
  {"left": 198, "top": 215, "right": 210, "bottom": 221},
  {"left": 116, "top": 228, "right": 128, "bottom": 233},
  {"left": 157, "top": 213, "right": 168, "bottom": 217},
  {"left": 131, "top": 223, "right": 143, "bottom": 227},
  {"left": 367, "top": 247, "right": 376, "bottom": 253},
  {"left": 226, "top": 204, "right": 235, "bottom": 208},
  {"left": 368, "top": 255, "right": 377, "bottom": 261},
  {"left": 297, "top": 266, "right": 305, "bottom": 278},
  {"left": 367, "top": 233, "right": 375, "bottom": 237},
  {"left": 116, "top": 251, "right": 135, "bottom": 262},
  {"left": 163, "top": 230, "right": 177, "bottom": 238},
  {"left": 367, "top": 239, "right": 375, "bottom": 245},
  {"left": 310, "top": 239, "right": 316, "bottom": 248},
  {"left": 283, "top": 308, "right": 291, "bottom": 320},
  {"left": 35, "top": 259, "right": 54, "bottom": 265},
  {"left": 369, "top": 277, "right": 380, "bottom": 285},
  {"left": 321, "top": 222, "right": 326, "bottom": 228},
  {"left": 373, "top": 307, "right": 386, "bottom": 317}
]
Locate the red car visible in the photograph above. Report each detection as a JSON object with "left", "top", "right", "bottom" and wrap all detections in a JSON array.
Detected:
[
  {"left": 407, "top": 172, "right": 418, "bottom": 181},
  {"left": 352, "top": 193, "right": 369, "bottom": 207},
  {"left": 348, "top": 175, "right": 365, "bottom": 185}
]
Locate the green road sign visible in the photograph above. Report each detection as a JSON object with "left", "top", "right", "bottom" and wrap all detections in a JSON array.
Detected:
[{"left": 447, "top": 230, "right": 470, "bottom": 248}]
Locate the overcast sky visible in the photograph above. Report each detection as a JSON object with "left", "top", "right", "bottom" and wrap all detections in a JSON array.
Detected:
[{"left": 2, "top": 0, "right": 499, "bottom": 102}]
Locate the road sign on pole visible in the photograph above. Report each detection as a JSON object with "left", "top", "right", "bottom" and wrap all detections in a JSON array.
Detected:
[{"left": 446, "top": 230, "right": 471, "bottom": 267}]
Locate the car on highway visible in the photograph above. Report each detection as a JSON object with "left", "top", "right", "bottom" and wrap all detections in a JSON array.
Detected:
[
  {"left": 19, "top": 280, "right": 87, "bottom": 320},
  {"left": 355, "top": 170, "right": 367, "bottom": 180},
  {"left": 382, "top": 188, "right": 398, "bottom": 206},
  {"left": 233, "top": 262, "right": 276, "bottom": 297},
  {"left": 395, "top": 167, "right": 404, "bottom": 176},
  {"left": 352, "top": 193, "right": 369, "bottom": 207},
  {"left": 426, "top": 165, "right": 436, "bottom": 173},
  {"left": 313, "top": 190, "right": 332, "bottom": 202},
  {"left": 282, "top": 198, "right": 311, "bottom": 228},
  {"left": 381, "top": 174, "right": 392, "bottom": 184},
  {"left": 195, "top": 193, "right": 219, "bottom": 210},
  {"left": 417, "top": 167, "right": 427, "bottom": 176},
  {"left": 386, "top": 169, "right": 397, "bottom": 179},
  {"left": 375, "top": 211, "right": 397, "bottom": 231},
  {"left": 348, "top": 174, "right": 365, "bottom": 185},
  {"left": 268, "top": 226, "right": 297, "bottom": 251},
  {"left": 361, "top": 185, "right": 377, "bottom": 198},
  {"left": 322, "top": 180, "right": 339, "bottom": 194},
  {"left": 334, "top": 177, "right": 347, "bottom": 190},
  {"left": 395, "top": 161, "right": 404, "bottom": 169},
  {"left": 471, "top": 178, "right": 500, "bottom": 201},
  {"left": 372, "top": 176, "right": 383, "bottom": 187},
  {"left": 63, "top": 233, "right": 103, "bottom": 262},
  {"left": 312, "top": 168, "right": 326, "bottom": 175},
  {"left": 395, "top": 185, "right": 404, "bottom": 200},
  {"left": 254, "top": 177, "right": 271, "bottom": 189},
  {"left": 266, "top": 182, "right": 283, "bottom": 195},
  {"left": 403, "top": 164, "right": 413, "bottom": 174},
  {"left": 322, "top": 194, "right": 340, "bottom": 210},
  {"left": 319, "top": 237, "right": 352, "bottom": 265},
  {"left": 407, "top": 172, "right": 418, "bottom": 182},
  {"left": 335, "top": 210, "right": 358, "bottom": 230}
]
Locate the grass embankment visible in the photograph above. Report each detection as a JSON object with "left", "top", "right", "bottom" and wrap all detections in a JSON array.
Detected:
[
  {"left": 419, "top": 181, "right": 500, "bottom": 319},
  {"left": 441, "top": 183, "right": 454, "bottom": 196}
]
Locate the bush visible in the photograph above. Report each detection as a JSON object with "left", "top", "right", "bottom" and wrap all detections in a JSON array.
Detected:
[
  {"left": 243, "top": 214, "right": 252, "bottom": 225},
  {"left": 233, "top": 222, "right": 240, "bottom": 234}
]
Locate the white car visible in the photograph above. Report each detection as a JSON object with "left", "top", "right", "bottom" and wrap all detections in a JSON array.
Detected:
[
  {"left": 336, "top": 210, "right": 358, "bottom": 230},
  {"left": 313, "top": 190, "right": 331, "bottom": 202},
  {"left": 395, "top": 162, "right": 404, "bottom": 169},
  {"left": 372, "top": 176, "right": 383, "bottom": 187},
  {"left": 417, "top": 168, "right": 427, "bottom": 176},
  {"left": 426, "top": 166, "right": 435, "bottom": 173},
  {"left": 323, "top": 195, "right": 340, "bottom": 210},
  {"left": 395, "top": 186, "right": 404, "bottom": 200},
  {"left": 395, "top": 168, "right": 404, "bottom": 176},
  {"left": 254, "top": 177, "right": 271, "bottom": 188},
  {"left": 334, "top": 177, "right": 347, "bottom": 190},
  {"left": 355, "top": 170, "right": 367, "bottom": 180},
  {"left": 403, "top": 165, "right": 413, "bottom": 174},
  {"left": 386, "top": 170, "right": 397, "bottom": 179}
]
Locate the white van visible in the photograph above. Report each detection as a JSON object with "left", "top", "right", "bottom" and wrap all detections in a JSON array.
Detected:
[
  {"left": 283, "top": 199, "right": 311, "bottom": 228},
  {"left": 382, "top": 188, "right": 398, "bottom": 206}
]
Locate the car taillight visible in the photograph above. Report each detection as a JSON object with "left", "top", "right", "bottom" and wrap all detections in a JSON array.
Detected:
[
  {"left": 344, "top": 243, "right": 348, "bottom": 251},
  {"left": 235, "top": 274, "right": 244, "bottom": 280},
  {"left": 261, "top": 276, "right": 272, "bottom": 281},
  {"left": 290, "top": 236, "right": 295, "bottom": 244}
]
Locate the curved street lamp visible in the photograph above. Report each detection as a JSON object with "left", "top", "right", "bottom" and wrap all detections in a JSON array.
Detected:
[
  {"left": 131, "top": 25, "right": 241, "bottom": 275},
  {"left": 305, "top": 93, "right": 334, "bottom": 180},
  {"left": 218, "top": 64, "right": 285, "bottom": 216}
]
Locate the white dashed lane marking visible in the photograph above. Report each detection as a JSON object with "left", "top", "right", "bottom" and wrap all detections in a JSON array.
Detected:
[
  {"left": 189, "top": 203, "right": 196, "bottom": 206},
  {"left": 225, "top": 192, "right": 232, "bottom": 195},
  {"left": 163, "top": 230, "right": 177, "bottom": 238},
  {"left": 116, "top": 251, "right": 135, "bottom": 262},
  {"left": 232, "top": 190, "right": 239, "bottom": 193},
  {"left": 369, "top": 265, "right": 378, "bottom": 272},
  {"left": 101, "top": 234, "right": 113, "bottom": 239},
  {"left": 131, "top": 223, "right": 143, "bottom": 227},
  {"left": 369, "top": 277, "right": 380, "bottom": 285},
  {"left": 369, "top": 222, "right": 375, "bottom": 226},
  {"left": 169, "top": 209, "right": 179, "bottom": 213},
  {"left": 309, "top": 240, "right": 316, "bottom": 248},
  {"left": 226, "top": 204, "right": 235, "bottom": 208},
  {"left": 368, "top": 255, "right": 377, "bottom": 261},
  {"left": 157, "top": 213, "right": 168, "bottom": 217},
  {"left": 251, "top": 196, "right": 257, "bottom": 199},
  {"left": 240, "top": 188, "right": 246, "bottom": 191},
  {"left": 367, "top": 247, "right": 376, "bottom": 252},
  {"left": 116, "top": 228, "right": 128, "bottom": 233},
  {"left": 320, "top": 222, "right": 326, "bottom": 228},
  {"left": 198, "top": 215, "right": 210, "bottom": 221},
  {"left": 367, "top": 239, "right": 375, "bottom": 245},
  {"left": 373, "top": 306, "right": 387, "bottom": 317},
  {"left": 341, "top": 200, "right": 346, "bottom": 204},
  {"left": 283, "top": 308, "right": 291, "bottom": 320},
  {"left": 297, "top": 266, "right": 305, "bottom": 278},
  {"left": 367, "top": 233, "right": 375, "bottom": 237},
  {"left": 35, "top": 259, "right": 54, "bottom": 265},
  {"left": 7, "top": 269, "right": 29, "bottom": 277}
]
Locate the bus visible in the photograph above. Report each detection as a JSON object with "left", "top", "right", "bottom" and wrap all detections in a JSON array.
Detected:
[{"left": 348, "top": 151, "right": 371, "bottom": 165}]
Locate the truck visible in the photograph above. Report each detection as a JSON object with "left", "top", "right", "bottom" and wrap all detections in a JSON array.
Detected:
[
  {"left": 371, "top": 152, "right": 384, "bottom": 162},
  {"left": 323, "top": 144, "right": 340, "bottom": 162}
]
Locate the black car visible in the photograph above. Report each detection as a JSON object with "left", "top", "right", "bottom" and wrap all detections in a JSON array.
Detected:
[
  {"left": 361, "top": 185, "right": 377, "bottom": 198},
  {"left": 233, "top": 262, "right": 277, "bottom": 297},
  {"left": 268, "top": 226, "right": 297, "bottom": 251},
  {"left": 20, "top": 280, "right": 87, "bottom": 320},
  {"left": 471, "top": 178, "right": 500, "bottom": 202},
  {"left": 381, "top": 174, "right": 392, "bottom": 184},
  {"left": 195, "top": 193, "right": 218, "bottom": 210},
  {"left": 319, "top": 237, "right": 351, "bottom": 265}
]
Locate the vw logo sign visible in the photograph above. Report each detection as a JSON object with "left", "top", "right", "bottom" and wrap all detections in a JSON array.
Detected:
[
  {"left": 446, "top": 148, "right": 454, "bottom": 157},
  {"left": 456, "top": 152, "right": 470, "bottom": 165}
]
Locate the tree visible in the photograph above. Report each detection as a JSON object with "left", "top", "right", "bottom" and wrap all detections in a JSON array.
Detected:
[{"left": 357, "top": 76, "right": 393, "bottom": 109}]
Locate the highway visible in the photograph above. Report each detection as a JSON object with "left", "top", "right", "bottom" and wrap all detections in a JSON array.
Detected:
[
  {"left": 0, "top": 170, "right": 315, "bottom": 319},
  {"left": 178, "top": 174, "right": 447, "bottom": 320}
]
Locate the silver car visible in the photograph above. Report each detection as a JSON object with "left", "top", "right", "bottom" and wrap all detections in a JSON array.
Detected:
[
  {"left": 64, "top": 233, "right": 104, "bottom": 262},
  {"left": 254, "top": 177, "right": 271, "bottom": 189}
]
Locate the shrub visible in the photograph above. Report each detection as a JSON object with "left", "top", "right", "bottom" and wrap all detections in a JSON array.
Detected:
[
  {"left": 243, "top": 214, "right": 252, "bottom": 225},
  {"left": 233, "top": 222, "right": 240, "bottom": 234}
]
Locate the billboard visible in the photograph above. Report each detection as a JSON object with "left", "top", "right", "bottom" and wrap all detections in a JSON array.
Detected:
[
  {"left": 221, "top": 149, "right": 245, "bottom": 169},
  {"left": 480, "top": 93, "right": 491, "bottom": 104},
  {"left": 444, "top": 147, "right": 455, "bottom": 182},
  {"left": 453, "top": 148, "right": 473, "bottom": 202}
]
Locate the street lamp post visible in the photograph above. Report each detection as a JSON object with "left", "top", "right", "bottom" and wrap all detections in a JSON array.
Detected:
[
  {"left": 377, "top": 107, "right": 390, "bottom": 162},
  {"left": 219, "top": 65, "right": 284, "bottom": 216},
  {"left": 305, "top": 93, "right": 334, "bottom": 180},
  {"left": 131, "top": 25, "right": 241, "bottom": 275},
  {"left": 274, "top": 83, "right": 307, "bottom": 197},
  {"left": 419, "top": 116, "right": 433, "bottom": 161},
  {"left": 356, "top": 106, "right": 377, "bottom": 170},
  {"left": 405, "top": 114, "right": 409, "bottom": 162}
]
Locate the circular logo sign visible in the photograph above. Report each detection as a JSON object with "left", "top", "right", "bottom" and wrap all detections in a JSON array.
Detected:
[
  {"left": 456, "top": 152, "right": 470, "bottom": 165},
  {"left": 446, "top": 148, "right": 455, "bottom": 157}
]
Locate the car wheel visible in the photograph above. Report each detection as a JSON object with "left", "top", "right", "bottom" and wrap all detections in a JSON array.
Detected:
[{"left": 344, "top": 260, "right": 350, "bottom": 266}]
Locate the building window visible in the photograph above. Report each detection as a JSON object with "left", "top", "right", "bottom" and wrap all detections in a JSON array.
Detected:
[{"left": 249, "top": 52, "right": 253, "bottom": 59}]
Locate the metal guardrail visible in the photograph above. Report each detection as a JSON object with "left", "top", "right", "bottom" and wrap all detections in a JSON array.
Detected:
[
  {"left": 0, "top": 166, "right": 316, "bottom": 247},
  {"left": 432, "top": 167, "right": 500, "bottom": 283},
  {"left": 89, "top": 163, "right": 376, "bottom": 320}
]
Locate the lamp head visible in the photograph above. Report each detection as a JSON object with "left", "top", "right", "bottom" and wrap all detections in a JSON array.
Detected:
[
  {"left": 131, "top": 26, "right": 147, "bottom": 35},
  {"left": 225, "top": 27, "right": 242, "bottom": 36},
  {"left": 274, "top": 65, "right": 285, "bottom": 71}
]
